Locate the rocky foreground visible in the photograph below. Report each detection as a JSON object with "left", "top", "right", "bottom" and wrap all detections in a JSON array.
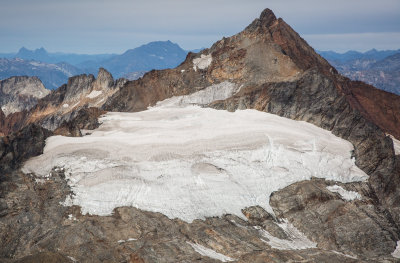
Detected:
[{"left": 1, "top": 8, "right": 400, "bottom": 263}]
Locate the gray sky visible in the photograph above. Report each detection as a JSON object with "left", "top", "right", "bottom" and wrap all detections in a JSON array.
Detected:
[{"left": 1, "top": 0, "right": 399, "bottom": 54}]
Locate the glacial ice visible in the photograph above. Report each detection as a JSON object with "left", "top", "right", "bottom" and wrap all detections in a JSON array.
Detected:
[{"left": 23, "top": 100, "right": 368, "bottom": 222}]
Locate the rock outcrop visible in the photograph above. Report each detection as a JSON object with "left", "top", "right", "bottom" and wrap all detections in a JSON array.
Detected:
[
  {"left": 0, "top": 124, "right": 52, "bottom": 173},
  {"left": 0, "top": 68, "right": 124, "bottom": 135},
  {"left": 0, "top": 76, "right": 49, "bottom": 116}
]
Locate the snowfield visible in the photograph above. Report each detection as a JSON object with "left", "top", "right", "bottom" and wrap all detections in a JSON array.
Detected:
[{"left": 23, "top": 94, "right": 368, "bottom": 222}]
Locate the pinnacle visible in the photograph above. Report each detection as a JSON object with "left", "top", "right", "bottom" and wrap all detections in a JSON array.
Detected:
[{"left": 259, "top": 8, "right": 277, "bottom": 27}]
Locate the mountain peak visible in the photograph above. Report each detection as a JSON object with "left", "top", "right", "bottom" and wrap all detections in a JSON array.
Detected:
[{"left": 259, "top": 8, "right": 277, "bottom": 26}]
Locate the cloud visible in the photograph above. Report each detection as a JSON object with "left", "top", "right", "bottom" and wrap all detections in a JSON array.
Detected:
[
  {"left": 303, "top": 32, "right": 400, "bottom": 52},
  {"left": 0, "top": 0, "right": 399, "bottom": 53}
]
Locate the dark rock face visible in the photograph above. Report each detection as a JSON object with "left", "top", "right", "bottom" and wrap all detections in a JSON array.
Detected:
[
  {"left": 0, "top": 124, "right": 52, "bottom": 173},
  {"left": 0, "top": 170, "right": 379, "bottom": 262},
  {"left": 54, "top": 107, "right": 105, "bottom": 137},
  {"left": 270, "top": 179, "right": 399, "bottom": 258}
]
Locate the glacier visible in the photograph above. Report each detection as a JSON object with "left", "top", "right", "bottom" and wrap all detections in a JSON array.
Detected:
[{"left": 23, "top": 94, "right": 368, "bottom": 222}]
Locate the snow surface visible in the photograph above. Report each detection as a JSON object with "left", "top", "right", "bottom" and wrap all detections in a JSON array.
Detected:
[
  {"left": 258, "top": 220, "right": 317, "bottom": 250},
  {"left": 67, "top": 256, "right": 77, "bottom": 262},
  {"left": 86, "top": 90, "right": 102, "bottom": 99},
  {"left": 193, "top": 54, "right": 212, "bottom": 71},
  {"left": 187, "top": 242, "right": 235, "bottom": 262},
  {"left": 155, "top": 81, "right": 238, "bottom": 107},
  {"left": 392, "top": 241, "right": 400, "bottom": 258},
  {"left": 326, "top": 185, "right": 361, "bottom": 201},
  {"left": 23, "top": 98, "right": 368, "bottom": 222},
  {"left": 118, "top": 238, "right": 137, "bottom": 243},
  {"left": 390, "top": 135, "right": 400, "bottom": 155}
]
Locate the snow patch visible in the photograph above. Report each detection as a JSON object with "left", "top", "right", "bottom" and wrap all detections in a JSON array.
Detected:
[
  {"left": 118, "top": 238, "right": 137, "bottom": 243},
  {"left": 193, "top": 54, "right": 212, "bottom": 71},
  {"left": 86, "top": 90, "right": 102, "bottom": 99},
  {"left": 390, "top": 135, "right": 400, "bottom": 155},
  {"left": 187, "top": 242, "right": 235, "bottom": 262},
  {"left": 331, "top": 250, "right": 358, "bottom": 259},
  {"left": 326, "top": 185, "right": 361, "bottom": 201},
  {"left": 392, "top": 241, "right": 400, "bottom": 258},
  {"left": 156, "top": 81, "right": 238, "bottom": 108},
  {"left": 67, "top": 256, "right": 77, "bottom": 262},
  {"left": 68, "top": 214, "right": 77, "bottom": 221},
  {"left": 258, "top": 219, "right": 317, "bottom": 250}
]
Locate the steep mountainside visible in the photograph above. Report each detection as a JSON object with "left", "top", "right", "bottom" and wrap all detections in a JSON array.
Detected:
[
  {"left": 0, "top": 58, "right": 83, "bottom": 90},
  {"left": 1, "top": 8, "right": 400, "bottom": 263},
  {"left": 0, "top": 76, "right": 49, "bottom": 118}
]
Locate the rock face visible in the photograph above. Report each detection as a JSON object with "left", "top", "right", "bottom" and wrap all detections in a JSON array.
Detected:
[
  {"left": 0, "top": 68, "right": 124, "bottom": 135},
  {"left": 0, "top": 124, "right": 52, "bottom": 173},
  {"left": 0, "top": 76, "right": 49, "bottom": 116},
  {"left": 1, "top": 8, "right": 400, "bottom": 263}
]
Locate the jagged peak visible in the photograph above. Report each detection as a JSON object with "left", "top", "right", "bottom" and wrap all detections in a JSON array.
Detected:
[
  {"left": 245, "top": 8, "right": 278, "bottom": 32},
  {"left": 259, "top": 8, "right": 277, "bottom": 26},
  {"left": 96, "top": 68, "right": 114, "bottom": 88}
]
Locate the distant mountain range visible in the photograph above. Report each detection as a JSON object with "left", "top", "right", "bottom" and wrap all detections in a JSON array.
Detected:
[
  {"left": 318, "top": 49, "right": 400, "bottom": 63},
  {"left": 319, "top": 49, "right": 400, "bottom": 95},
  {"left": 0, "top": 41, "right": 189, "bottom": 89},
  {"left": 0, "top": 58, "right": 83, "bottom": 90},
  {"left": 2, "top": 44, "right": 399, "bottom": 94}
]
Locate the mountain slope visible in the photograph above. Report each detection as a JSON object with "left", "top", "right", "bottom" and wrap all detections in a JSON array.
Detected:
[{"left": 1, "top": 8, "right": 400, "bottom": 262}]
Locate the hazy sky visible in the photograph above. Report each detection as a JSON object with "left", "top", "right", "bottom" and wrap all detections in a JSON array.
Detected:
[{"left": 1, "top": 0, "right": 399, "bottom": 54}]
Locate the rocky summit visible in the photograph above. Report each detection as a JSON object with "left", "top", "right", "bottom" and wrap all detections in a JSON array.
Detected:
[
  {"left": 0, "top": 76, "right": 49, "bottom": 117},
  {"left": 1, "top": 8, "right": 400, "bottom": 263}
]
